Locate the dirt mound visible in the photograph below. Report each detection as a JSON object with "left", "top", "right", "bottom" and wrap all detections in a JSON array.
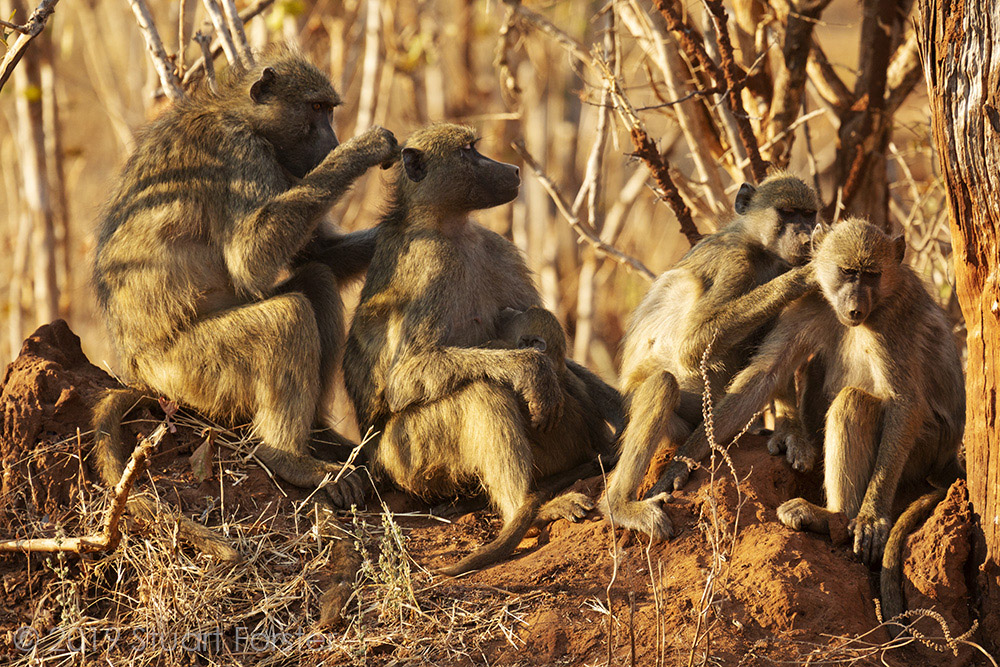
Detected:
[{"left": 0, "top": 321, "right": 986, "bottom": 665}]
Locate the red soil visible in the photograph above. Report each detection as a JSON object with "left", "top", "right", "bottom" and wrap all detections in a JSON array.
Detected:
[{"left": 0, "top": 321, "right": 989, "bottom": 665}]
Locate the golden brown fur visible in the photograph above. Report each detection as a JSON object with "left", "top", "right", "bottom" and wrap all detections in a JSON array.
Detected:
[
  {"left": 681, "top": 218, "right": 964, "bottom": 626},
  {"left": 92, "top": 47, "right": 399, "bottom": 556},
  {"left": 601, "top": 173, "right": 822, "bottom": 539},
  {"left": 343, "top": 124, "right": 619, "bottom": 575}
]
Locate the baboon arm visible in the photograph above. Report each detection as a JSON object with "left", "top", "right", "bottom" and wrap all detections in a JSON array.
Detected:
[
  {"left": 565, "top": 359, "right": 625, "bottom": 435},
  {"left": 385, "top": 345, "right": 563, "bottom": 430},
  {"left": 679, "top": 264, "right": 814, "bottom": 370},
  {"left": 653, "top": 307, "right": 818, "bottom": 493},
  {"left": 295, "top": 226, "right": 378, "bottom": 281},
  {"left": 226, "top": 132, "right": 392, "bottom": 296}
]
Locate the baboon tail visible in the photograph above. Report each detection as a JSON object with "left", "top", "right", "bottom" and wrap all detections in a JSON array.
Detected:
[
  {"left": 93, "top": 387, "right": 156, "bottom": 487},
  {"left": 880, "top": 487, "right": 947, "bottom": 638},
  {"left": 437, "top": 494, "right": 543, "bottom": 577},
  {"left": 92, "top": 386, "right": 242, "bottom": 563}
]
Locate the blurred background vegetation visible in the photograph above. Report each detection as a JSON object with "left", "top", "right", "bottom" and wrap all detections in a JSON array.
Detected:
[{"left": 0, "top": 0, "right": 957, "bottom": 412}]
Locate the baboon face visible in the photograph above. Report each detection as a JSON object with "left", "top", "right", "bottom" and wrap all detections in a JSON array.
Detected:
[
  {"left": 496, "top": 306, "right": 566, "bottom": 364},
  {"left": 736, "top": 174, "right": 820, "bottom": 266},
  {"left": 246, "top": 60, "right": 342, "bottom": 178},
  {"left": 400, "top": 124, "right": 520, "bottom": 214},
  {"left": 814, "top": 218, "right": 906, "bottom": 326}
]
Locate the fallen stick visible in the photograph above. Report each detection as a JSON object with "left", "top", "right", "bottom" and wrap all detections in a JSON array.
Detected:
[{"left": 0, "top": 423, "right": 166, "bottom": 554}]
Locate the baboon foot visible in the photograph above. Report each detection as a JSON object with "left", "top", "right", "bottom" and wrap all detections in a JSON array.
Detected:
[
  {"left": 777, "top": 497, "right": 829, "bottom": 534},
  {"left": 537, "top": 492, "right": 593, "bottom": 523},
  {"left": 646, "top": 459, "right": 692, "bottom": 496},
  {"left": 320, "top": 466, "right": 370, "bottom": 509},
  {"left": 766, "top": 420, "right": 817, "bottom": 472},
  {"left": 599, "top": 493, "right": 674, "bottom": 540},
  {"left": 849, "top": 512, "right": 890, "bottom": 568}
]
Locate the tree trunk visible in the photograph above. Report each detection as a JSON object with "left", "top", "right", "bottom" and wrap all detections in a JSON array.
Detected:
[{"left": 918, "top": 0, "right": 1000, "bottom": 650}]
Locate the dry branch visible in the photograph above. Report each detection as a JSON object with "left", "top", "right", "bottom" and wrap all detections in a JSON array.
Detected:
[
  {"left": 0, "top": 0, "right": 59, "bottom": 93},
  {"left": 513, "top": 140, "right": 655, "bottom": 280},
  {"left": 220, "top": 0, "right": 253, "bottom": 67},
  {"left": 127, "top": 0, "right": 185, "bottom": 101},
  {"left": 181, "top": 0, "right": 274, "bottom": 86},
  {"left": 200, "top": 0, "right": 240, "bottom": 66},
  {"left": 0, "top": 423, "right": 167, "bottom": 554},
  {"left": 806, "top": 39, "right": 852, "bottom": 114}
]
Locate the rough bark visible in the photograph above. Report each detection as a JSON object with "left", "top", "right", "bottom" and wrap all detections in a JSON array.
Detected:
[{"left": 918, "top": 0, "right": 1000, "bottom": 650}]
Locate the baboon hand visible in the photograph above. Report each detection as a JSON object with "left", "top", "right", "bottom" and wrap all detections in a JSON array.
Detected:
[
  {"left": 513, "top": 350, "right": 564, "bottom": 431},
  {"left": 647, "top": 458, "right": 692, "bottom": 495},
  {"left": 321, "top": 466, "right": 370, "bottom": 509},
  {"left": 767, "top": 419, "right": 817, "bottom": 472},
  {"left": 353, "top": 125, "right": 400, "bottom": 169},
  {"left": 777, "top": 497, "right": 817, "bottom": 532},
  {"left": 538, "top": 492, "right": 594, "bottom": 523},
  {"left": 849, "top": 512, "right": 890, "bottom": 568},
  {"left": 600, "top": 493, "right": 674, "bottom": 540}
]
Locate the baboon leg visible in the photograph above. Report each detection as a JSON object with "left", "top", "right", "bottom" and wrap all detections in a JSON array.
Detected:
[
  {"left": 767, "top": 373, "right": 817, "bottom": 473},
  {"left": 140, "top": 294, "right": 365, "bottom": 507},
  {"left": 600, "top": 370, "right": 683, "bottom": 540},
  {"left": 275, "top": 261, "right": 345, "bottom": 410},
  {"left": 824, "top": 387, "right": 883, "bottom": 518},
  {"left": 437, "top": 382, "right": 541, "bottom": 576}
]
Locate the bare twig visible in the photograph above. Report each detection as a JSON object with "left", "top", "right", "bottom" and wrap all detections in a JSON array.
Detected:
[
  {"left": 181, "top": 0, "right": 274, "bottom": 86},
  {"left": 193, "top": 30, "right": 218, "bottom": 94},
  {"left": 127, "top": 0, "right": 185, "bottom": 101},
  {"left": 513, "top": 140, "right": 655, "bottom": 280},
  {"left": 219, "top": 0, "right": 253, "bottom": 67},
  {"left": 200, "top": 0, "right": 240, "bottom": 66},
  {"left": 0, "top": 0, "right": 60, "bottom": 94},
  {"left": 806, "top": 38, "right": 852, "bottom": 114},
  {"left": 0, "top": 424, "right": 167, "bottom": 554}
]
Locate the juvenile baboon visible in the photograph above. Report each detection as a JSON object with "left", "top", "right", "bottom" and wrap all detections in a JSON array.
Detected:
[
  {"left": 679, "top": 218, "right": 964, "bottom": 623},
  {"left": 92, "top": 46, "right": 399, "bottom": 555},
  {"left": 343, "top": 124, "right": 620, "bottom": 576},
  {"left": 601, "top": 173, "right": 822, "bottom": 539},
  {"left": 488, "top": 306, "right": 617, "bottom": 461}
]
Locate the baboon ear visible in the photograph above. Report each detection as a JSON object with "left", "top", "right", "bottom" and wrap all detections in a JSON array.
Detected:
[
  {"left": 734, "top": 183, "right": 756, "bottom": 215},
  {"left": 891, "top": 234, "right": 906, "bottom": 264},
  {"left": 401, "top": 147, "right": 427, "bottom": 182},
  {"left": 810, "top": 221, "right": 829, "bottom": 254},
  {"left": 250, "top": 67, "right": 277, "bottom": 103},
  {"left": 520, "top": 335, "right": 547, "bottom": 353}
]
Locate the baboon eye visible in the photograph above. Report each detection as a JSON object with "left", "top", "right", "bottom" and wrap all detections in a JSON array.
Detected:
[
  {"left": 312, "top": 102, "right": 323, "bottom": 111},
  {"left": 840, "top": 267, "right": 858, "bottom": 278}
]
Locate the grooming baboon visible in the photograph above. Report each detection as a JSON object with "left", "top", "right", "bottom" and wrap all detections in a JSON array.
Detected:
[
  {"left": 601, "top": 173, "right": 821, "bottom": 539},
  {"left": 92, "top": 46, "right": 399, "bottom": 556},
  {"left": 680, "top": 218, "right": 964, "bottom": 624},
  {"left": 344, "top": 124, "right": 621, "bottom": 576}
]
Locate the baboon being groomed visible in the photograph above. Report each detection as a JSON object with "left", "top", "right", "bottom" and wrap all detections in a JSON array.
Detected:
[
  {"left": 92, "top": 46, "right": 399, "bottom": 557},
  {"left": 601, "top": 173, "right": 822, "bottom": 539},
  {"left": 678, "top": 218, "right": 964, "bottom": 628},
  {"left": 343, "top": 124, "right": 621, "bottom": 576}
]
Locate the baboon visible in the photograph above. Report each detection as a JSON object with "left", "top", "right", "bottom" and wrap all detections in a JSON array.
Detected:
[
  {"left": 343, "top": 124, "right": 621, "bottom": 576},
  {"left": 487, "top": 306, "right": 618, "bottom": 460},
  {"left": 601, "top": 173, "right": 822, "bottom": 539},
  {"left": 92, "top": 46, "right": 399, "bottom": 556},
  {"left": 679, "top": 218, "right": 964, "bottom": 625}
]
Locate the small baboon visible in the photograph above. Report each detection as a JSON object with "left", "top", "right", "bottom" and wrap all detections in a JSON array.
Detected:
[
  {"left": 680, "top": 218, "right": 964, "bottom": 623},
  {"left": 344, "top": 124, "right": 621, "bottom": 576},
  {"left": 601, "top": 173, "right": 822, "bottom": 539},
  {"left": 92, "top": 46, "right": 399, "bottom": 555},
  {"left": 488, "top": 306, "right": 618, "bottom": 461}
]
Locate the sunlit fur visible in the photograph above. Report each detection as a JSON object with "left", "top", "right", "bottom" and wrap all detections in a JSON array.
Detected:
[
  {"left": 601, "top": 173, "right": 823, "bottom": 540},
  {"left": 92, "top": 47, "right": 399, "bottom": 537},
  {"left": 675, "top": 217, "right": 964, "bottom": 620},
  {"left": 344, "top": 124, "right": 622, "bottom": 575}
]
